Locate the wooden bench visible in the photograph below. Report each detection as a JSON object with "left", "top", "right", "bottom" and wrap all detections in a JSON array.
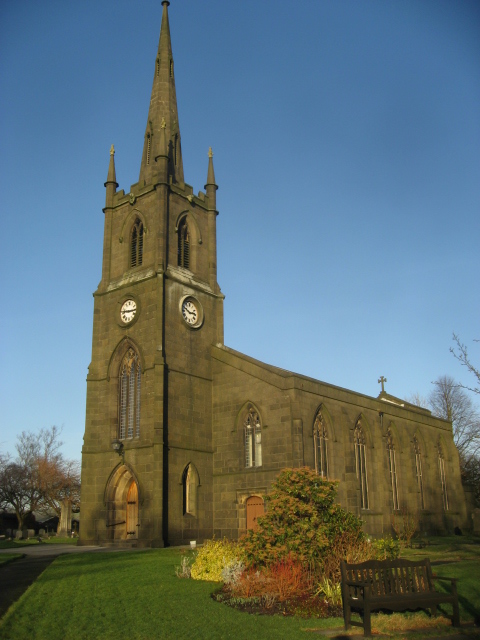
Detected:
[{"left": 340, "top": 558, "right": 460, "bottom": 637}]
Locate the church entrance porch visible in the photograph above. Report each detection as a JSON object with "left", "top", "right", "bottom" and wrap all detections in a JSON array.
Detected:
[{"left": 105, "top": 465, "right": 140, "bottom": 543}]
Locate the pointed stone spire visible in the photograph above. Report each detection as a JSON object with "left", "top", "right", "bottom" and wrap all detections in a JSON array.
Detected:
[
  {"left": 105, "top": 144, "right": 118, "bottom": 206},
  {"left": 139, "top": 1, "right": 184, "bottom": 186},
  {"left": 205, "top": 146, "right": 218, "bottom": 209}
]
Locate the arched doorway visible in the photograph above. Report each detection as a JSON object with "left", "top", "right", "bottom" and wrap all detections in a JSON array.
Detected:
[
  {"left": 246, "top": 496, "right": 264, "bottom": 531},
  {"left": 105, "top": 465, "right": 140, "bottom": 542}
]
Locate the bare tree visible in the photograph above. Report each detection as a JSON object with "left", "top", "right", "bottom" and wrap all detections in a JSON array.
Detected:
[
  {"left": 451, "top": 333, "right": 480, "bottom": 396},
  {"left": 429, "top": 376, "right": 480, "bottom": 507},
  {"left": 0, "top": 459, "right": 42, "bottom": 530},
  {"left": 0, "top": 427, "right": 80, "bottom": 531},
  {"left": 429, "top": 375, "right": 480, "bottom": 461}
]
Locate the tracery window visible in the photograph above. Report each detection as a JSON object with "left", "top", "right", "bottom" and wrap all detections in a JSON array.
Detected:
[
  {"left": 413, "top": 436, "right": 425, "bottom": 510},
  {"left": 245, "top": 406, "right": 262, "bottom": 468},
  {"left": 182, "top": 463, "right": 199, "bottom": 517},
  {"left": 130, "top": 218, "right": 144, "bottom": 268},
  {"left": 119, "top": 348, "right": 141, "bottom": 439},
  {"left": 438, "top": 442, "right": 449, "bottom": 511},
  {"left": 354, "top": 422, "right": 369, "bottom": 510},
  {"left": 313, "top": 411, "right": 328, "bottom": 478},
  {"left": 386, "top": 430, "right": 399, "bottom": 511},
  {"left": 178, "top": 218, "right": 190, "bottom": 269}
]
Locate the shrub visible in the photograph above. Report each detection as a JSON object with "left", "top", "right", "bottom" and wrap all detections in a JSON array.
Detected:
[
  {"left": 239, "top": 467, "right": 365, "bottom": 568},
  {"left": 175, "top": 554, "right": 192, "bottom": 578},
  {"left": 392, "top": 508, "right": 418, "bottom": 547},
  {"left": 190, "top": 538, "right": 245, "bottom": 582},
  {"left": 372, "top": 535, "right": 400, "bottom": 560},
  {"left": 264, "top": 555, "right": 312, "bottom": 601},
  {"left": 315, "top": 577, "right": 342, "bottom": 606},
  {"left": 320, "top": 529, "right": 375, "bottom": 582}
]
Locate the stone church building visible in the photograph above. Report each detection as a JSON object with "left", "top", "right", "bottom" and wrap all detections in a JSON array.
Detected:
[{"left": 79, "top": 2, "right": 469, "bottom": 547}]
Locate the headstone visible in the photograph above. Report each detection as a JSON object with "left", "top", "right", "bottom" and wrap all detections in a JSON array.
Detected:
[
  {"left": 39, "top": 528, "right": 46, "bottom": 536},
  {"left": 27, "top": 529, "right": 35, "bottom": 539},
  {"left": 15, "top": 530, "right": 22, "bottom": 539}
]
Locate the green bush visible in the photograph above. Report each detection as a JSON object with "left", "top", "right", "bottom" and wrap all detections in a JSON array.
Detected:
[
  {"left": 372, "top": 536, "right": 400, "bottom": 560},
  {"left": 190, "top": 538, "right": 245, "bottom": 582},
  {"left": 239, "top": 467, "right": 365, "bottom": 567}
]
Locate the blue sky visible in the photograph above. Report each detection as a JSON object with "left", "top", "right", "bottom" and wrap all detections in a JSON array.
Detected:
[{"left": 1, "top": 0, "right": 479, "bottom": 461}]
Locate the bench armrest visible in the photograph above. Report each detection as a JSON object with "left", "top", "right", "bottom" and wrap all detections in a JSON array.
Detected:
[
  {"left": 342, "top": 579, "right": 371, "bottom": 589},
  {"left": 432, "top": 575, "right": 458, "bottom": 584}
]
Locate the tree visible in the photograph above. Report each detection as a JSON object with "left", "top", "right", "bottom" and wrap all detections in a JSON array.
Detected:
[
  {"left": 429, "top": 375, "right": 480, "bottom": 462},
  {"left": 240, "top": 467, "right": 365, "bottom": 567},
  {"left": 0, "top": 426, "right": 80, "bottom": 531},
  {"left": 0, "top": 458, "right": 42, "bottom": 530},
  {"left": 429, "top": 376, "right": 480, "bottom": 506},
  {"left": 451, "top": 333, "right": 480, "bottom": 396}
]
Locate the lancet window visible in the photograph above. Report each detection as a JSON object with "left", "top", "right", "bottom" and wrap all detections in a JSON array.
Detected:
[
  {"left": 413, "top": 436, "right": 425, "bottom": 510},
  {"left": 182, "top": 463, "right": 199, "bottom": 517},
  {"left": 438, "top": 442, "right": 449, "bottom": 511},
  {"left": 119, "top": 348, "right": 141, "bottom": 439},
  {"left": 130, "top": 218, "right": 144, "bottom": 268},
  {"left": 178, "top": 218, "right": 190, "bottom": 269},
  {"left": 313, "top": 411, "right": 328, "bottom": 478},
  {"left": 354, "top": 422, "right": 369, "bottom": 510},
  {"left": 245, "top": 407, "right": 262, "bottom": 468},
  {"left": 386, "top": 430, "right": 399, "bottom": 511}
]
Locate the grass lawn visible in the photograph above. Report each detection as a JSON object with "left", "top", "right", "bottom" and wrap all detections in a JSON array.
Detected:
[
  {"left": 0, "top": 538, "right": 77, "bottom": 549},
  {"left": 0, "top": 539, "right": 478, "bottom": 640},
  {"left": 0, "top": 554, "right": 23, "bottom": 567}
]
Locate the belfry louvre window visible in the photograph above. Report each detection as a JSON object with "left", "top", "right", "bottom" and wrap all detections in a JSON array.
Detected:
[
  {"left": 178, "top": 219, "right": 190, "bottom": 269},
  {"left": 413, "top": 436, "right": 425, "bottom": 510},
  {"left": 354, "top": 423, "right": 369, "bottom": 510},
  {"left": 245, "top": 407, "right": 262, "bottom": 468},
  {"left": 313, "top": 411, "right": 328, "bottom": 478},
  {"left": 438, "top": 443, "right": 449, "bottom": 511},
  {"left": 130, "top": 218, "right": 144, "bottom": 268},
  {"left": 386, "top": 430, "right": 399, "bottom": 511},
  {"left": 119, "top": 348, "right": 141, "bottom": 439}
]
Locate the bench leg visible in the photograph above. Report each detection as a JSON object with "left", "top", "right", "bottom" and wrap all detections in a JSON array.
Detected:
[
  {"left": 431, "top": 604, "right": 437, "bottom": 618},
  {"left": 342, "top": 600, "right": 351, "bottom": 630},
  {"left": 363, "top": 605, "right": 372, "bottom": 638},
  {"left": 452, "top": 601, "right": 460, "bottom": 627}
]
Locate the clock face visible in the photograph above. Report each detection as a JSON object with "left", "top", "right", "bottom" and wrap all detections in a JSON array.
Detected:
[
  {"left": 120, "top": 299, "right": 137, "bottom": 324},
  {"left": 182, "top": 299, "right": 198, "bottom": 325}
]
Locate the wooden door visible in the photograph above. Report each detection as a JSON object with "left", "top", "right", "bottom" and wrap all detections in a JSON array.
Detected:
[
  {"left": 246, "top": 496, "right": 264, "bottom": 531},
  {"left": 126, "top": 482, "right": 138, "bottom": 539}
]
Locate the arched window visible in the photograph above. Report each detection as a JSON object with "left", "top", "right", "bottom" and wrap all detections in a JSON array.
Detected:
[
  {"left": 182, "top": 463, "right": 199, "bottom": 516},
  {"left": 130, "top": 218, "right": 144, "bottom": 268},
  {"left": 244, "top": 406, "right": 262, "bottom": 468},
  {"left": 118, "top": 348, "right": 141, "bottom": 439},
  {"left": 178, "top": 218, "right": 190, "bottom": 269},
  {"left": 438, "top": 442, "right": 448, "bottom": 511},
  {"left": 313, "top": 411, "right": 328, "bottom": 478},
  {"left": 354, "top": 422, "right": 369, "bottom": 510},
  {"left": 413, "top": 436, "right": 425, "bottom": 510},
  {"left": 386, "top": 430, "right": 399, "bottom": 511}
]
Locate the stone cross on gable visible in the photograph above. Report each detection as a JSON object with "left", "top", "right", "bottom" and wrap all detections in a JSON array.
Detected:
[{"left": 378, "top": 376, "right": 387, "bottom": 392}]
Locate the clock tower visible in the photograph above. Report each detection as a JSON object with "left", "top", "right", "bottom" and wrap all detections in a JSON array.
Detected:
[{"left": 80, "top": 1, "right": 222, "bottom": 546}]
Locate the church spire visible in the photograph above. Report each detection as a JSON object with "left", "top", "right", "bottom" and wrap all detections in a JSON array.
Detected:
[
  {"left": 139, "top": 1, "right": 184, "bottom": 186},
  {"left": 104, "top": 144, "right": 118, "bottom": 207}
]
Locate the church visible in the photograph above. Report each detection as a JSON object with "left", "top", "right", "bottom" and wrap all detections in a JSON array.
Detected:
[{"left": 79, "top": 2, "right": 469, "bottom": 547}]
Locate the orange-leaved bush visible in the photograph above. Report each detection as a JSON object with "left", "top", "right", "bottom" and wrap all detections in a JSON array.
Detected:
[{"left": 239, "top": 467, "right": 364, "bottom": 567}]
